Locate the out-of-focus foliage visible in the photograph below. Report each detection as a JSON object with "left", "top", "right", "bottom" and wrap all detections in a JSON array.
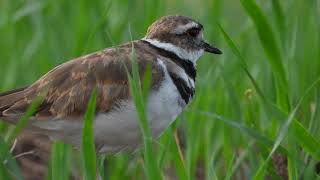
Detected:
[{"left": 0, "top": 0, "right": 319, "bottom": 179}]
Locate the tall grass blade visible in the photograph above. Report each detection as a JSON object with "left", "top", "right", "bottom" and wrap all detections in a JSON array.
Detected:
[
  {"left": 240, "top": 0, "right": 289, "bottom": 110},
  {"left": 220, "top": 23, "right": 320, "bottom": 178},
  {"left": 224, "top": 153, "right": 235, "bottom": 180},
  {"left": 194, "top": 110, "right": 287, "bottom": 154},
  {"left": 291, "top": 121, "right": 320, "bottom": 160},
  {"left": 218, "top": 24, "right": 265, "bottom": 100},
  {"left": 271, "top": 0, "right": 286, "bottom": 49},
  {"left": 48, "top": 142, "right": 71, "bottom": 180},
  {"left": 253, "top": 77, "right": 320, "bottom": 179},
  {"left": 81, "top": 89, "right": 98, "bottom": 180},
  {"left": 172, "top": 130, "right": 188, "bottom": 180},
  {"left": 0, "top": 137, "right": 23, "bottom": 180},
  {"left": 127, "top": 44, "right": 161, "bottom": 180},
  {"left": 6, "top": 97, "right": 42, "bottom": 143}
]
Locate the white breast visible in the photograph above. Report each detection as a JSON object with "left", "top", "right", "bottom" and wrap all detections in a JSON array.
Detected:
[
  {"left": 93, "top": 58, "right": 187, "bottom": 153},
  {"left": 147, "top": 59, "right": 186, "bottom": 136}
]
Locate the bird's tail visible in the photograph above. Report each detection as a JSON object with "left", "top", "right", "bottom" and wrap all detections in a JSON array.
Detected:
[{"left": 0, "top": 86, "right": 28, "bottom": 118}]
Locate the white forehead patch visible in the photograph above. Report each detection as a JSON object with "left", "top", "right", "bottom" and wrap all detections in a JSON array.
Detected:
[
  {"left": 171, "top": 22, "right": 199, "bottom": 34},
  {"left": 142, "top": 38, "right": 204, "bottom": 63}
]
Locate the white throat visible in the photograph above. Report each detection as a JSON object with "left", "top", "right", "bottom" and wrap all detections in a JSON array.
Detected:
[{"left": 142, "top": 38, "right": 204, "bottom": 63}]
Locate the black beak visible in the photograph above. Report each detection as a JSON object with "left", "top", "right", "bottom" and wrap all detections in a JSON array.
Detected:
[{"left": 202, "top": 41, "right": 222, "bottom": 54}]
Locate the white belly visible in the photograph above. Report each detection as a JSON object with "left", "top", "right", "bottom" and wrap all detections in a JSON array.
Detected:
[{"left": 94, "top": 73, "right": 186, "bottom": 153}]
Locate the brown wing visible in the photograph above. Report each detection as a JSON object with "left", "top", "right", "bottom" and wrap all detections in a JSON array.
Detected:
[{"left": 0, "top": 41, "right": 164, "bottom": 123}]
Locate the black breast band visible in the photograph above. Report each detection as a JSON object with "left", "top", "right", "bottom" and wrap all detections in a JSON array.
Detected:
[{"left": 142, "top": 40, "right": 196, "bottom": 104}]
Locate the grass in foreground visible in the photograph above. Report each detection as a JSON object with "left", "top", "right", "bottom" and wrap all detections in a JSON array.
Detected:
[{"left": 0, "top": 0, "right": 319, "bottom": 179}]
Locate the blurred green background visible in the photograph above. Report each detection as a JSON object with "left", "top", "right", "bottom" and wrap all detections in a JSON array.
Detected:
[{"left": 0, "top": 0, "right": 320, "bottom": 179}]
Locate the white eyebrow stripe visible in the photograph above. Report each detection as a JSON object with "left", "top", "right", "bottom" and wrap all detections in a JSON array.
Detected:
[
  {"left": 142, "top": 38, "right": 204, "bottom": 63},
  {"left": 171, "top": 22, "right": 199, "bottom": 34}
]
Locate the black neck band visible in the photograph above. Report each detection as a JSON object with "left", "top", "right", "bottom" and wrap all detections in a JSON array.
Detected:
[{"left": 142, "top": 40, "right": 196, "bottom": 80}]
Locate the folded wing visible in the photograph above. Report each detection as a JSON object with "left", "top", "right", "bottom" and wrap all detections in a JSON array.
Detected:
[{"left": 0, "top": 43, "right": 164, "bottom": 123}]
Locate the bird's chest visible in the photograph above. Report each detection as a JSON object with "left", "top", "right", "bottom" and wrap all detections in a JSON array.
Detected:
[
  {"left": 95, "top": 74, "right": 192, "bottom": 135},
  {"left": 147, "top": 75, "right": 190, "bottom": 136},
  {"left": 94, "top": 59, "right": 195, "bottom": 153},
  {"left": 93, "top": 73, "right": 194, "bottom": 151}
]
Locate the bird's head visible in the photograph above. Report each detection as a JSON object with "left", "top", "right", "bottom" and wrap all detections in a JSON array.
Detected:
[{"left": 143, "top": 15, "right": 222, "bottom": 63}]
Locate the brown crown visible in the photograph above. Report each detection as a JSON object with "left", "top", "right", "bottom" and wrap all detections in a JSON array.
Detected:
[{"left": 145, "top": 15, "right": 201, "bottom": 39}]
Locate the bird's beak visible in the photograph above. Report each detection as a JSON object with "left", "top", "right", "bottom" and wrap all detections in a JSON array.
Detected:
[{"left": 202, "top": 41, "right": 222, "bottom": 54}]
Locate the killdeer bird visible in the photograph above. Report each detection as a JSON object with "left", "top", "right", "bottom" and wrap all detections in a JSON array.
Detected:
[{"left": 0, "top": 15, "right": 221, "bottom": 153}]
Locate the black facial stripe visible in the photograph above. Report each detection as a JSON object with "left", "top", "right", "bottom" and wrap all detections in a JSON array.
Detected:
[
  {"left": 141, "top": 40, "right": 196, "bottom": 80},
  {"left": 185, "top": 28, "right": 200, "bottom": 37},
  {"left": 169, "top": 72, "right": 194, "bottom": 104}
]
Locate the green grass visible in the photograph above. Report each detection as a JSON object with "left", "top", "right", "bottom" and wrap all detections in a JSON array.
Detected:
[
  {"left": 81, "top": 88, "right": 98, "bottom": 180},
  {"left": 0, "top": 0, "right": 320, "bottom": 179}
]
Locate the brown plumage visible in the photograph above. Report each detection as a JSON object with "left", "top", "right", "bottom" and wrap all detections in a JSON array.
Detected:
[{"left": 0, "top": 41, "right": 164, "bottom": 122}]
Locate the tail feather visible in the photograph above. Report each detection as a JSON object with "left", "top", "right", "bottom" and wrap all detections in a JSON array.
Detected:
[
  {"left": 0, "top": 86, "right": 29, "bottom": 116},
  {"left": 0, "top": 86, "right": 28, "bottom": 97}
]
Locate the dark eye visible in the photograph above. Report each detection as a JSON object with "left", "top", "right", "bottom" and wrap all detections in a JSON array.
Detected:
[{"left": 186, "top": 28, "right": 200, "bottom": 37}]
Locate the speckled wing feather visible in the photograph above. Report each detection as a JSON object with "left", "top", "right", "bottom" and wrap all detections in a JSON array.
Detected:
[{"left": 0, "top": 41, "right": 164, "bottom": 123}]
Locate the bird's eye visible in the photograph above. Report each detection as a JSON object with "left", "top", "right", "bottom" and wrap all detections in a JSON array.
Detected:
[{"left": 186, "top": 28, "right": 200, "bottom": 37}]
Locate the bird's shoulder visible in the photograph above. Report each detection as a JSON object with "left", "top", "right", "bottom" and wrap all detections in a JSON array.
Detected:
[{"left": 0, "top": 41, "right": 166, "bottom": 121}]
